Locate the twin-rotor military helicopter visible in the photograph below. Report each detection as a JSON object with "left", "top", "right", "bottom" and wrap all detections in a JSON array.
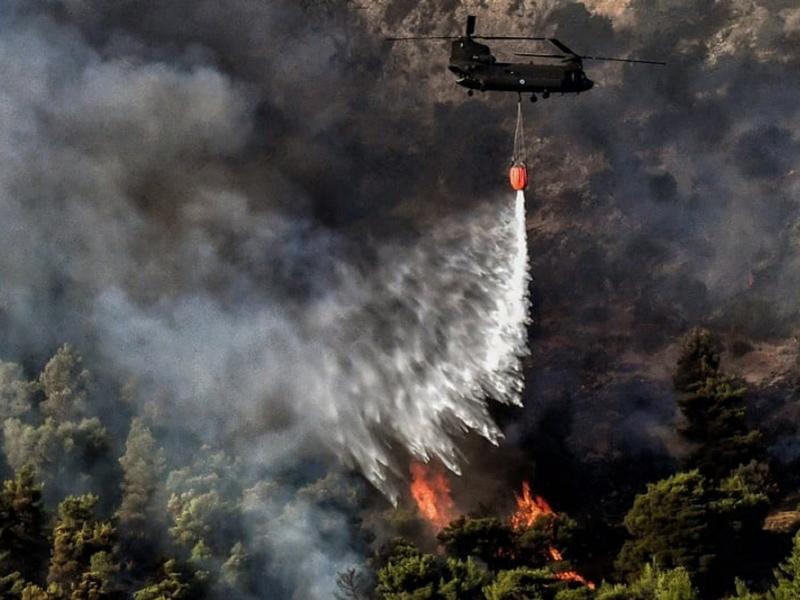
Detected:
[{"left": 388, "top": 15, "right": 665, "bottom": 102}]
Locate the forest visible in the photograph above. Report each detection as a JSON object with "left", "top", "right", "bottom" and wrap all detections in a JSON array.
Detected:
[{"left": 0, "top": 327, "right": 798, "bottom": 599}]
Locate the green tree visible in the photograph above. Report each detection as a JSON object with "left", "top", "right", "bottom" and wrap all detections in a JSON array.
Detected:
[
  {"left": 167, "top": 489, "right": 235, "bottom": 553},
  {"left": 555, "top": 589, "right": 595, "bottom": 600},
  {"left": 47, "top": 494, "right": 116, "bottom": 593},
  {"left": 673, "top": 328, "right": 721, "bottom": 394},
  {"left": 70, "top": 551, "right": 120, "bottom": 599},
  {"left": 597, "top": 563, "right": 699, "bottom": 599},
  {"left": 0, "top": 571, "right": 29, "bottom": 598},
  {"left": 516, "top": 513, "right": 578, "bottom": 571},
  {"left": 117, "top": 417, "right": 165, "bottom": 535},
  {"left": 3, "top": 417, "right": 111, "bottom": 505},
  {"left": 437, "top": 516, "right": 516, "bottom": 571},
  {"left": 220, "top": 542, "right": 248, "bottom": 589},
  {"left": 615, "top": 472, "right": 716, "bottom": 584},
  {"left": 39, "top": 345, "right": 89, "bottom": 422},
  {"left": 133, "top": 559, "right": 195, "bottom": 600},
  {"left": 677, "top": 376, "right": 763, "bottom": 479},
  {"left": 439, "top": 558, "right": 490, "bottom": 600},
  {"left": 19, "top": 582, "right": 56, "bottom": 599},
  {"left": 713, "top": 464, "right": 770, "bottom": 582},
  {"left": 0, "top": 361, "right": 38, "bottom": 421},
  {"left": 482, "top": 567, "right": 555, "bottom": 600},
  {"left": 375, "top": 546, "right": 440, "bottom": 599},
  {"left": 730, "top": 579, "right": 764, "bottom": 600},
  {"left": 672, "top": 329, "right": 765, "bottom": 481},
  {"left": 375, "top": 544, "right": 490, "bottom": 600},
  {"left": 0, "top": 467, "right": 49, "bottom": 582},
  {"left": 617, "top": 468, "right": 770, "bottom": 595},
  {"left": 769, "top": 530, "right": 800, "bottom": 600},
  {"left": 188, "top": 539, "right": 213, "bottom": 583},
  {"left": 166, "top": 448, "right": 242, "bottom": 556}
]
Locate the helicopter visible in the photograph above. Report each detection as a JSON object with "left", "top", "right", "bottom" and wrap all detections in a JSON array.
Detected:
[{"left": 388, "top": 15, "right": 665, "bottom": 102}]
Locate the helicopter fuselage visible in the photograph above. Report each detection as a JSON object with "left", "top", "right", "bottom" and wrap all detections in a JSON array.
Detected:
[
  {"left": 449, "top": 60, "right": 594, "bottom": 94},
  {"left": 447, "top": 38, "right": 593, "bottom": 96}
]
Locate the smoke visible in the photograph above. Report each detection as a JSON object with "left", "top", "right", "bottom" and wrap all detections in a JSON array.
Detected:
[
  {"left": 0, "top": 2, "right": 535, "bottom": 595},
  {"left": 2, "top": 0, "right": 799, "bottom": 594}
]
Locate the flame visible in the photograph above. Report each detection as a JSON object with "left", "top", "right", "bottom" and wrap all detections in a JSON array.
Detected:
[
  {"left": 510, "top": 482, "right": 596, "bottom": 590},
  {"left": 510, "top": 481, "right": 554, "bottom": 529},
  {"left": 409, "top": 461, "right": 456, "bottom": 531}
]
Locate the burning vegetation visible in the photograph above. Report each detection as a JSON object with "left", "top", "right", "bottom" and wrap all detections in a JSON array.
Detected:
[
  {"left": 510, "top": 482, "right": 595, "bottom": 589},
  {"left": 340, "top": 327, "right": 800, "bottom": 600},
  {"left": 409, "top": 461, "right": 456, "bottom": 532}
]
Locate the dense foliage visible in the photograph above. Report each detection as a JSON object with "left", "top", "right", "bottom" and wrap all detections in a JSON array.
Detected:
[{"left": 0, "top": 329, "right": 797, "bottom": 598}]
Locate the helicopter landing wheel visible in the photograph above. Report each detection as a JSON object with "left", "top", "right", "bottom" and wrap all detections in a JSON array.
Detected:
[
  {"left": 467, "top": 90, "right": 474, "bottom": 97},
  {"left": 542, "top": 91, "right": 550, "bottom": 99},
  {"left": 530, "top": 94, "right": 537, "bottom": 103}
]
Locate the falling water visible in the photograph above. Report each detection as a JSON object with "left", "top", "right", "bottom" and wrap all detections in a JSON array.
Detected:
[{"left": 333, "top": 190, "right": 533, "bottom": 498}]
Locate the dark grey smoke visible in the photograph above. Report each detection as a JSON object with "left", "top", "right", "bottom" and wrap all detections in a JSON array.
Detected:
[{"left": 1, "top": 0, "right": 799, "bottom": 596}]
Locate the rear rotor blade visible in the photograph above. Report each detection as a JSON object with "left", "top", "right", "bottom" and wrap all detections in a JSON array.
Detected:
[
  {"left": 548, "top": 38, "right": 578, "bottom": 56},
  {"left": 581, "top": 55, "right": 666, "bottom": 65},
  {"left": 514, "top": 52, "right": 569, "bottom": 59}
]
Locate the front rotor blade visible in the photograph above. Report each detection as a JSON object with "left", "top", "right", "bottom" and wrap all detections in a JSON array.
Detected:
[
  {"left": 385, "top": 36, "right": 460, "bottom": 41},
  {"left": 514, "top": 52, "right": 568, "bottom": 59}
]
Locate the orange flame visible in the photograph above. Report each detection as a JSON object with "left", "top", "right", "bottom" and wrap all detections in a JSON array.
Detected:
[
  {"left": 409, "top": 461, "right": 455, "bottom": 531},
  {"left": 510, "top": 482, "right": 595, "bottom": 590},
  {"left": 510, "top": 481, "right": 554, "bottom": 529}
]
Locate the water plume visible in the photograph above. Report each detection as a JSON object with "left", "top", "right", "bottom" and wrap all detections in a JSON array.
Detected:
[{"left": 292, "top": 190, "right": 533, "bottom": 496}]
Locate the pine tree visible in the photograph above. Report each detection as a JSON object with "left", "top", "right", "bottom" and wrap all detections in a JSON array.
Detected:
[
  {"left": 117, "top": 418, "right": 165, "bottom": 536},
  {"left": 769, "top": 530, "right": 800, "bottom": 600},
  {"left": 617, "top": 467, "right": 770, "bottom": 595},
  {"left": 221, "top": 542, "right": 248, "bottom": 589},
  {"left": 482, "top": 567, "right": 556, "bottom": 600},
  {"left": 437, "top": 516, "right": 516, "bottom": 571},
  {"left": 677, "top": 376, "right": 763, "bottom": 479},
  {"left": 165, "top": 448, "right": 242, "bottom": 555},
  {"left": 0, "top": 361, "right": 38, "bottom": 421},
  {"left": 615, "top": 471, "right": 716, "bottom": 584},
  {"left": 375, "top": 543, "right": 441, "bottom": 599},
  {"left": 0, "top": 467, "right": 49, "bottom": 582},
  {"left": 440, "top": 558, "right": 490, "bottom": 600},
  {"left": 673, "top": 328, "right": 721, "bottom": 393},
  {"left": 673, "top": 328, "right": 765, "bottom": 480},
  {"left": 47, "top": 494, "right": 116, "bottom": 592},
  {"left": 71, "top": 551, "right": 120, "bottom": 599},
  {"left": 596, "top": 563, "right": 699, "bottom": 599},
  {"left": 2, "top": 417, "right": 112, "bottom": 505},
  {"left": 133, "top": 560, "right": 194, "bottom": 600},
  {"left": 39, "top": 345, "right": 89, "bottom": 422}
]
